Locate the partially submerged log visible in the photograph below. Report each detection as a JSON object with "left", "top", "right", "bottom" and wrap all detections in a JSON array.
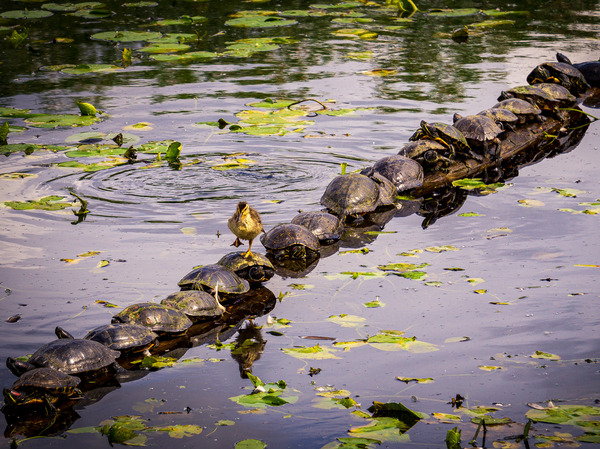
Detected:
[{"left": 411, "top": 108, "right": 589, "bottom": 198}]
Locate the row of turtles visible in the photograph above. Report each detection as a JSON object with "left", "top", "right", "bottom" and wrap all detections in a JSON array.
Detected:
[{"left": 3, "top": 53, "right": 596, "bottom": 415}]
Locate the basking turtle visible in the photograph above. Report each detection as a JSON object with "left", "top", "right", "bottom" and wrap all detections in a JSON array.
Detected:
[
  {"left": 361, "top": 155, "right": 424, "bottom": 193},
  {"left": 6, "top": 339, "right": 120, "bottom": 377},
  {"left": 260, "top": 223, "right": 320, "bottom": 261},
  {"left": 112, "top": 302, "right": 193, "bottom": 333},
  {"left": 3, "top": 367, "right": 82, "bottom": 411},
  {"left": 291, "top": 211, "right": 344, "bottom": 244},
  {"left": 217, "top": 251, "right": 275, "bottom": 284},
  {"left": 161, "top": 290, "right": 225, "bottom": 318},
  {"left": 320, "top": 173, "right": 394, "bottom": 220},
  {"left": 178, "top": 264, "right": 250, "bottom": 295},
  {"left": 452, "top": 114, "right": 504, "bottom": 160},
  {"left": 556, "top": 52, "right": 600, "bottom": 87},
  {"left": 491, "top": 99, "right": 542, "bottom": 124},
  {"left": 497, "top": 84, "right": 576, "bottom": 118},
  {"left": 398, "top": 140, "right": 453, "bottom": 172},
  {"left": 475, "top": 108, "right": 519, "bottom": 130},
  {"left": 527, "top": 61, "right": 590, "bottom": 95},
  {"left": 54, "top": 323, "right": 158, "bottom": 352},
  {"left": 408, "top": 120, "right": 470, "bottom": 159}
]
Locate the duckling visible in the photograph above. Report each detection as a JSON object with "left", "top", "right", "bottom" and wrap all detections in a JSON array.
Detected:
[{"left": 228, "top": 201, "right": 264, "bottom": 258}]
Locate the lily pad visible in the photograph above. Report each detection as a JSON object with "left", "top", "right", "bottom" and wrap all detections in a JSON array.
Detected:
[
  {"left": 425, "top": 8, "right": 480, "bottom": 17},
  {"left": 24, "top": 113, "right": 101, "bottom": 128},
  {"left": 150, "top": 15, "right": 207, "bottom": 26},
  {"left": 60, "top": 64, "right": 124, "bottom": 74},
  {"left": 225, "top": 15, "right": 297, "bottom": 28},
  {"left": 332, "top": 28, "right": 377, "bottom": 39},
  {"left": 90, "top": 30, "right": 163, "bottom": 42},
  {"left": 138, "top": 42, "right": 190, "bottom": 53},
  {"left": 151, "top": 51, "right": 218, "bottom": 62},
  {"left": 235, "top": 440, "right": 266, "bottom": 449},
  {"left": 367, "top": 330, "right": 438, "bottom": 353},
  {"left": 327, "top": 314, "right": 366, "bottom": 327},
  {"left": 281, "top": 344, "right": 340, "bottom": 360},
  {"left": 310, "top": 2, "right": 363, "bottom": 9},
  {"left": 1, "top": 9, "right": 53, "bottom": 19},
  {"left": 3, "top": 195, "right": 72, "bottom": 211}
]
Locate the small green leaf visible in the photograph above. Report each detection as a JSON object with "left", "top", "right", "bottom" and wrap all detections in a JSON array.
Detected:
[
  {"left": 458, "top": 212, "right": 484, "bottom": 217},
  {"left": 281, "top": 344, "right": 340, "bottom": 360},
  {"left": 327, "top": 314, "right": 366, "bottom": 327},
  {"left": 235, "top": 439, "right": 266, "bottom": 449}
]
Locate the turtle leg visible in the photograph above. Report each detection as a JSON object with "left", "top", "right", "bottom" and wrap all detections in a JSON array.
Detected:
[{"left": 231, "top": 237, "right": 243, "bottom": 248}]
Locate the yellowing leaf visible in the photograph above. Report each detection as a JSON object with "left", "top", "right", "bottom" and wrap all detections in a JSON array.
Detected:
[
  {"left": 281, "top": 344, "right": 340, "bottom": 360},
  {"left": 396, "top": 377, "right": 434, "bottom": 384},
  {"left": 424, "top": 245, "right": 458, "bottom": 253},
  {"left": 360, "top": 69, "right": 398, "bottom": 76},
  {"left": 530, "top": 350, "right": 560, "bottom": 360},
  {"left": 327, "top": 314, "right": 366, "bottom": 327},
  {"left": 473, "top": 289, "right": 487, "bottom": 294},
  {"left": 61, "top": 258, "right": 82, "bottom": 264},
  {"left": 96, "top": 260, "right": 110, "bottom": 268},
  {"left": 518, "top": 198, "right": 544, "bottom": 207},
  {"left": 478, "top": 365, "right": 502, "bottom": 371},
  {"left": 77, "top": 251, "right": 101, "bottom": 257}
]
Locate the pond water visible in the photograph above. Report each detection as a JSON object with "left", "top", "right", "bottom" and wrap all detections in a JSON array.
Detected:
[{"left": 0, "top": 0, "right": 599, "bottom": 447}]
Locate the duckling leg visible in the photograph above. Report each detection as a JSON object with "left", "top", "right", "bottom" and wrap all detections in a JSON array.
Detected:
[
  {"left": 231, "top": 237, "right": 243, "bottom": 248},
  {"left": 241, "top": 239, "right": 254, "bottom": 258}
]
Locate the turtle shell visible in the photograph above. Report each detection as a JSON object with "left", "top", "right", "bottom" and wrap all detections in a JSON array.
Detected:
[
  {"left": 399, "top": 139, "right": 448, "bottom": 159},
  {"left": 291, "top": 211, "right": 343, "bottom": 244},
  {"left": 453, "top": 115, "right": 503, "bottom": 145},
  {"left": 370, "top": 155, "right": 424, "bottom": 192},
  {"left": 27, "top": 339, "right": 120, "bottom": 375},
  {"left": 84, "top": 323, "right": 158, "bottom": 351},
  {"left": 476, "top": 108, "right": 519, "bottom": 129},
  {"left": 497, "top": 85, "right": 564, "bottom": 111},
  {"left": 492, "top": 99, "right": 542, "bottom": 123},
  {"left": 320, "top": 173, "right": 381, "bottom": 216},
  {"left": 217, "top": 251, "right": 275, "bottom": 283},
  {"left": 533, "top": 83, "right": 577, "bottom": 106},
  {"left": 177, "top": 264, "right": 250, "bottom": 294},
  {"left": 12, "top": 368, "right": 80, "bottom": 390},
  {"left": 161, "top": 290, "right": 225, "bottom": 318},
  {"left": 556, "top": 52, "right": 600, "bottom": 87},
  {"left": 260, "top": 223, "right": 320, "bottom": 260},
  {"left": 527, "top": 62, "right": 590, "bottom": 95},
  {"left": 112, "top": 302, "right": 193, "bottom": 333}
]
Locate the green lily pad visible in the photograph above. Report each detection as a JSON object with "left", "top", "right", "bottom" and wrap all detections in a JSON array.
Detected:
[
  {"left": 332, "top": 28, "right": 377, "bottom": 39},
  {"left": 0, "top": 107, "right": 33, "bottom": 118},
  {"left": 150, "top": 15, "right": 207, "bottom": 26},
  {"left": 310, "top": 2, "right": 363, "bottom": 9},
  {"left": 397, "top": 377, "right": 434, "bottom": 384},
  {"left": 42, "top": 3, "right": 81, "bottom": 11},
  {"left": 481, "top": 9, "right": 529, "bottom": 16},
  {"left": 367, "top": 330, "right": 438, "bottom": 353},
  {"left": 68, "top": 8, "right": 112, "bottom": 18},
  {"left": 452, "top": 178, "right": 504, "bottom": 194},
  {"left": 65, "top": 144, "right": 125, "bottom": 157},
  {"left": 458, "top": 212, "right": 484, "bottom": 217},
  {"left": 235, "top": 440, "right": 266, "bottom": 449},
  {"left": 425, "top": 8, "right": 480, "bottom": 17},
  {"left": 3, "top": 195, "right": 72, "bottom": 211},
  {"left": 278, "top": 9, "right": 327, "bottom": 17},
  {"left": 25, "top": 114, "right": 101, "bottom": 128},
  {"left": 123, "top": 1, "right": 158, "bottom": 6},
  {"left": 56, "top": 160, "right": 124, "bottom": 172},
  {"left": 1, "top": 9, "right": 53, "bottom": 19},
  {"left": 225, "top": 15, "right": 297, "bottom": 28},
  {"left": 137, "top": 140, "right": 176, "bottom": 154},
  {"left": 530, "top": 350, "right": 560, "bottom": 360},
  {"left": 138, "top": 42, "right": 190, "bottom": 53},
  {"left": 281, "top": 344, "right": 340, "bottom": 360},
  {"left": 0, "top": 143, "right": 70, "bottom": 155},
  {"left": 60, "top": 64, "right": 124, "bottom": 74},
  {"left": 363, "top": 299, "right": 385, "bottom": 308},
  {"left": 90, "top": 30, "right": 163, "bottom": 42},
  {"left": 151, "top": 51, "right": 218, "bottom": 62}
]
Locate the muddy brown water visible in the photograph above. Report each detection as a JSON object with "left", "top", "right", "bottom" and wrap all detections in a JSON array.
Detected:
[{"left": 0, "top": 0, "right": 599, "bottom": 447}]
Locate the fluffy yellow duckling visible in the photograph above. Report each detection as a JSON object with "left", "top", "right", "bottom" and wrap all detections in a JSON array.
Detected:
[{"left": 227, "top": 201, "right": 264, "bottom": 258}]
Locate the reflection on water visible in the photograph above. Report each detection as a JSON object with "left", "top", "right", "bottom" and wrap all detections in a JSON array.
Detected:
[{"left": 1, "top": 0, "right": 600, "bottom": 447}]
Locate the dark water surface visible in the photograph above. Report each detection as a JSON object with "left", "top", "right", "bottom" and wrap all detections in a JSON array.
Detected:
[{"left": 0, "top": 0, "right": 599, "bottom": 447}]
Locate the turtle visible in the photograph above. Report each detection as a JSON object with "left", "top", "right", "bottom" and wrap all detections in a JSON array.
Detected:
[
  {"left": 527, "top": 61, "right": 590, "bottom": 95},
  {"left": 320, "top": 173, "right": 394, "bottom": 220},
  {"left": 161, "top": 290, "right": 226, "bottom": 318},
  {"left": 475, "top": 108, "right": 520, "bottom": 131},
  {"left": 54, "top": 323, "right": 158, "bottom": 352},
  {"left": 556, "top": 52, "right": 600, "bottom": 87},
  {"left": 361, "top": 155, "right": 424, "bottom": 193},
  {"left": 452, "top": 114, "right": 504, "bottom": 160},
  {"left": 291, "top": 211, "right": 344, "bottom": 244},
  {"left": 497, "top": 84, "right": 576, "bottom": 118},
  {"left": 178, "top": 264, "right": 250, "bottom": 295},
  {"left": 3, "top": 367, "right": 82, "bottom": 411},
  {"left": 408, "top": 120, "right": 471, "bottom": 159},
  {"left": 111, "top": 302, "right": 193, "bottom": 333},
  {"left": 6, "top": 339, "right": 120, "bottom": 377},
  {"left": 398, "top": 140, "right": 453, "bottom": 172},
  {"left": 217, "top": 251, "right": 275, "bottom": 284},
  {"left": 260, "top": 223, "right": 320, "bottom": 261},
  {"left": 491, "top": 98, "right": 542, "bottom": 124}
]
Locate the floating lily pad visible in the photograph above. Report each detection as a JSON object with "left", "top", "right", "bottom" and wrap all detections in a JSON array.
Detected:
[
  {"left": 123, "top": 1, "right": 158, "bottom": 6},
  {"left": 1, "top": 9, "right": 53, "bottom": 19},
  {"left": 42, "top": 3, "right": 81, "bottom": 11},
  {"left": 281, "top": 344, "right": 340, "bottom": 360},
  {"left": 1, "top": 143, "right": 70, "bottom": 155},
  {"left": 0, "top": 107, "right": 33, "bottom": 118},
  {"left": 68, "top": 7, "right": 112, "bottom": 18},
  {"left": 327, "top": 314, "right": 365, "bottom": 327},
  {"left": 469, "top": 19, "right": 514, "bottom": 28},
  {"left": 278, "top": 9, "right": 327, "bottom": 17},
  {"left": 310, "top": 2, "right": 363, "bottom": 9},
  {"left": 235, "top": 440, "right": 267, "bottom": 449},
  {"left": 25, "top": 114, "right": 101, "bottom": 128},
  {"left": 150, "top": 15, "right": 206, "bottom": 26},
  {"left": 60, "top": 64, "right": 124, "bottom": 74},
  {"left": 332, "top": 28, "right": 377, "bottom": 39},
  {"left": 346, "top": 50, "right": 374, "bottom": 60},
  {"left": 425, "top": 8, "right": 480, "bottom": 17},
  {"left": 3, "top": 195, "right": 72, "bottom": 211},
  {"left": 225, "top": 15, "right": 297, "bottom": 28},
  {"left": 453, "top": 178, "right": 503, "bottom": 194},
  {"left": 90, "top": 30, "right": 163, "bottom": 42},
  {"left": 136, "top": 140, "right": 176, "bottom": 154},
  {"left": 151, "top": 50, "right": 218, "bottom": 62},
  {"left": 367, "top": 330, "right": 438, "bottom": 353},
  {"left": 138, "top": 42, "right": 191, "bottom": 53}
]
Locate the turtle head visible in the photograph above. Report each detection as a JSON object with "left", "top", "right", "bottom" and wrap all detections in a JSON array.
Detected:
[
  {"left": 3, "top": 388, "right": 23, "bottom": 406},
  {"left": 6, "top": 357, "right": 34, "bottom": 377},
  {"left": 452, "top": 113, "right": 463, "bottom": 124}
]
